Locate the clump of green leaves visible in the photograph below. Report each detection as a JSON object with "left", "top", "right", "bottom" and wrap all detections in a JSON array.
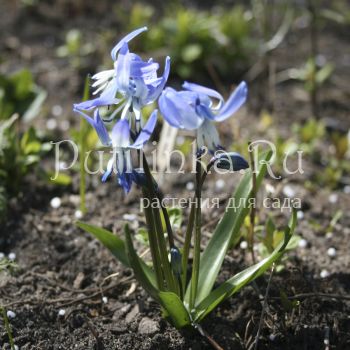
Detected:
[
  {"left": 116, "top": 3, "right": 254, "bottom": 80},
  {"left": 0, "top": 69, "right": 46, "bottom": 121},
  {"left": 57, "top": 29, "right": 95, "bottom": 68}
]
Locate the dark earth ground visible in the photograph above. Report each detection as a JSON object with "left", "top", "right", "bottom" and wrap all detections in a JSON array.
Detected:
[{"left": 1, "top": 1, "right": 350, "bottom": 349}]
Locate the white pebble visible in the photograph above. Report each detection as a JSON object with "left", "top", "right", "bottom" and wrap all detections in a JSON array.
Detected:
[
  {"left": 283, "top": 185, "right": 295, "bottom": 198},
  {"left": 14, "top": 345, "right": 19, "bottom": 350},
  {"left": 74, "top": 210, "right": 83, "bottom": 219},
  {"left": 59, "top": 161, "right": 67, "bottom": 170},
  {"left": 269, "top": 334, "right": 276, "bottom": 341},
  {"left": 215, "top": 179, "right": 225, "bottom": 190},
  {"left": 186, "top": 182, "right": 194, "bottom": 191},
  {"left": 46, "top": 118, "right": 57, "bottom": 130},
  {"left": 58, "top": 309, "right": 66, "bottom": 317},
  {"left": 60, "top": 120, "right": 70, "bottom": 131},
  {"left": 328, "top": 193, "right": 338, "bottom": 204},
  {"left": 102, "top": 296, "right": 108, "bottom": 304},
  {"left": 240, "top": 241, "right": 248, "bottom": 250},
  {"left": 50, "top": 197, "right": 61, "bottom": 209},
  {"left": 320, "top": 269, "right": 330, "bottom": 279},
  {"left": 344, "top": 186, "right": 350, "bottom": 194},
  {"left": 122, "top": 214, "right": 137, "bottom": 221},
  {"left": 327, "top": 247, "right": 337, "bottom": 258},
  {"left": 265, "top": 183, "right": 276, "bottom": 194},
  {"left": 297, "top": 211, "right": 304, "bottom": 220},
  {"left": 325, "top": 232, "right": 333, "bottom": 239},
  {"left": 0, "top": 252, "right": 4, "bottom": 259},
  {"left": 7, "top": 310, "right": 16, "bottom": 319},
  {"left": 52, "top": 105, "right": 63, "bottom": 117},
  {"left": 8, "top": 252, "right": 16, "bottom": 260},
  {"left": 298, "top": 239, "right": 308, "bottom": 249}
]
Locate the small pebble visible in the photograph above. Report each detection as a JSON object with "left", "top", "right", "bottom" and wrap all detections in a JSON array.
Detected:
[
  {"left": 344, "top": 186, "right": 350, "bottom": 194},
  {"left": 297, "top": 210, "right": 304, "bottom": 220},
  {"left": 240, "top": 241, "right": 248, "bottom": 250},
  {"left": 60, "top": 120, "right": 70, "bottom": 131},
  {"left": 328, "top": 193, "right": 338, "bottom": 204},
  {"left": 74, "top": 210, "right": 83, "bottom": 219},
  {"left": 215, "top": 179, "right": 225, "bottom": 190},
  {"left": 325, "top": 232, "right": 333, "bottom": 239},
  {"left": 50, "top": 197, "right": 61, "bottom": 209},
  {"left": 283, "top": 185, "right": 295, "bottom": 198},
  {"left": 14, "top": 345, "right": 19, "bottom": 350},
  {"left": 122, "top": 214, "right": 137, "bottom": 221},
  {"left": 298, "top": 239, "right": 308, "bottom": 249},
  {"left": 102, "top": 296, "right": 108, "bottom": 304},
  {"left": 7, "top": 310, "right": 16, "bottom": 319},
  {"left": 265, "top": 183, "right": 276, "bottom": 194},
  {"left": 0, "top": 252, "right": 5, "bottom": 259},
  {"left": 8, "top": 252, "right": 16, "bottom": 260},
  {"left": 46, "top": 118, "right": 57, "bottom": 130},
  {"left": 320, "top": 269, "right": 330, "bottom": 279},
  {"left": 327, "top": 247, "right": 337, "bottom": 258},
  {"left": 269, "top": 334, "right": 276, "bottom": 341},
  {"left": 59, "top": 161, "right": 67, "bottom": 170},
  {"left": 52, "top": 105, "right": 63, "bottom": 117},
  {"left": 58, "top": 309, "right": 66, "bottom": 317},
  {"left": 186, "top": 182, "right": 194, "bottom": 191}
]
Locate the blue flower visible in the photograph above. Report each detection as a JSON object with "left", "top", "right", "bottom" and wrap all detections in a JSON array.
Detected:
[
  {"left": 73, "top": 27, "right": 170, "bottom": 127},
  {"left": 159, "top": 81, "right": 247, "bottom": 152},
  {"left": 102, "top": 110, "right": 158, "bottom": 193}
]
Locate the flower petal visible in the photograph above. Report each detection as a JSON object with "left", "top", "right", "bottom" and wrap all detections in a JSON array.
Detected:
[
  {"left": 73, "top": 109, "right": 111, "bottom": 146},
  {"left": 111, "top": 119, "right": 130, "bottom": 148},
  {"left": 111, "top": 27, "right": 148, "bottom": 60},
  {"left": 159, "top": 88, "right": 203, "bottom": 130},
  {"left": 143, "top": 56, "right": 171, "bottom": 105},
  {"left": 115, "top": 43, "right": 131, "bottom": 92},
  {"left": 102, "top": 157, "right": 115, "bottom": 182},
  {"left": 213, "top": 151, "right": 249, "bottom": 171},
  {"left": 132, "top": 110, "right": 157, "bottom": 149},
  {"left": 215, "top": 81, "right": 247, "bottom": 122},
  {"left": 197, "top": 119, "right": 221, "bottom": 151},
  {"left": 183, "top": 81, "right": 224, "bottom": 107}
]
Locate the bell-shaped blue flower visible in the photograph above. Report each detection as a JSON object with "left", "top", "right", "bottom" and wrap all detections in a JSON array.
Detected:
[
  {"left": 74, "top": 27, "right": 170, "bottom": 126},
  {"left": 159, "top": 81, "right": 247, "bottom": 152},
  {"left": 102, "top": 110, "right": 158, "bottom": 193}
]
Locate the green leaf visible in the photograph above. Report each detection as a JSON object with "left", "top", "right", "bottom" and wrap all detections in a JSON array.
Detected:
[
  {"left": 185, "top": 151, "right": 272, "bottom": 305},
  {"left": 77, "top": 221, "right": 157, "bottom": 292},
  {"left": 168, "top": 207, "right": 182, "bottom": 230},
  {"left": 76, "top": 221, "right": 129, "bottom": 266},
  {"left": 159, "top": 291, "right": 191, "bottom": 329},
  {"left": 193, "top": 209, "right": 296, "bottom": 322},
  {"left": 124, "top": 224, "right": 160, "bottom": 301}
]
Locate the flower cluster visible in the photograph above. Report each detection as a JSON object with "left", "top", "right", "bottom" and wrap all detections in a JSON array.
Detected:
[{"left": 73, "top": 27, "right": 248, "bottom": 192}]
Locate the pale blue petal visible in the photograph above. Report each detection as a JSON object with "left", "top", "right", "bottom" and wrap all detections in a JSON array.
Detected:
[
  {"left": 73, "top": 109, "right": 111, "bottom": 146},
  {"left": 143, "top": 56, "right": 171, "bottom": 105},
  {"left": 214, "top": 81, "right": 247, "bottom": 122},
  {"left": 132, "top": 110, "right": 157, "bottom": 149},
  {"left": 111, "top": 27, "right": 148, "bottom": 60},
  {"left": 115, "top": 43, "right": 131, "bottom": 92},
  {"left": 158, "top": 88, "right": 203, "bottom": 130},
  {"left": 183, "top": 81, "right": 224, "bottom": 105},
  {"left": 111, "top": 119, "right": 130, "bottom": 148}
]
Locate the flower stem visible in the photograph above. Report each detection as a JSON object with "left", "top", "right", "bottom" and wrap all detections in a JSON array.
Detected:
[
  {"left": 189, "top": 152, "right": 203, "bottom": 310},
  {"left": 142, "top": 189, "right": 165, "bottom": 291}
]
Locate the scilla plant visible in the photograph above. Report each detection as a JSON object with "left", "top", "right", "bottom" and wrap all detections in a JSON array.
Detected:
[{"left": 73, "top": 27, "right": 296, "bottom": 342}]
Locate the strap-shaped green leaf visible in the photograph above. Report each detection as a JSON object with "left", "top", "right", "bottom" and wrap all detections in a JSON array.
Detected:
[
  {"left": 159, "top": 291, "right": 191, "bottom": 329},
  {"left": 193, "top": 209, "right": 296, "bottom": 322},
  {"left": 77, "top": 221, "right": 129, "bottom": 266},
  {"left": 124, "top": 224, "right": 160, "bottom": 301},
  {"left": 185, "top": 151, "right": 273, "bottom": 304},
  {"left": 77, "top": 221, "right": 157, "bottom": 290}
]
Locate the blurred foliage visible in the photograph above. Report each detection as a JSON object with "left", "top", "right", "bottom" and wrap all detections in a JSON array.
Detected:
[
  {"left": 0, "top": 69, "right": 49, "bottom": 222},
  {"left": 0, "top": 69, "right": 46, "bottom": 121},
  {"left": 115, "top": 3, "right": 255, "bottom": 81},
  {"left": 57, "top": 29, "right": 95, "bottom": 68}
]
